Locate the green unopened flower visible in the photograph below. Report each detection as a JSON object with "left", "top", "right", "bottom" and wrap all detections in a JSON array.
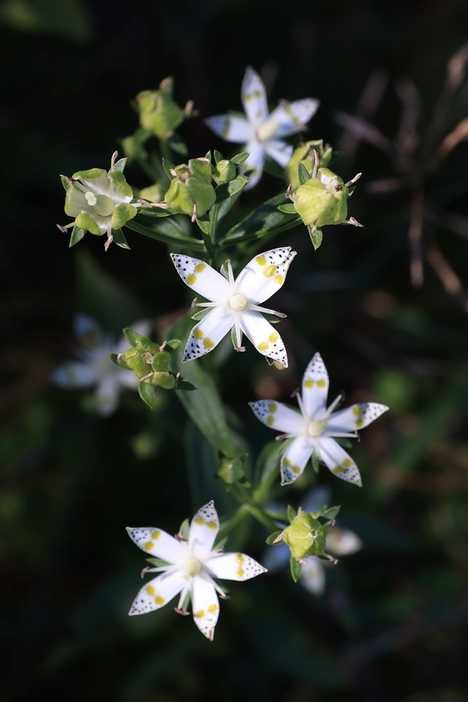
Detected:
[
  {"left": 281, "top": 509, "right": 328, "bottom": 561},
  {"left": 285, "top": 140, "right": 333, "bottom": 190},
  {"left": 164, "top": 158, "right": 216, "bottom": 220},
  {"left": 59, "top": 152, "right": 140, "bottom": 250},
  {"left": 137, "top": 77, "right": 193, "bottom": 140}
]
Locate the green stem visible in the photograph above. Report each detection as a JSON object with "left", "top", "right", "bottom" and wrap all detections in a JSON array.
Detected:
[
  {"left": 126, "top": 219, "right": 206, "bottom": 252},
  {"left": 216, "top": 215, "right": 302, "bottom": 249},
  {"left": 228, "top": 483, "right": 278, "bottom": 532},
  {"left": 217, "top": 504, "right": 250, "bottom": 542}
]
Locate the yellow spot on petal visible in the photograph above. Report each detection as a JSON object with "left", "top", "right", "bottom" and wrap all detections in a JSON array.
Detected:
[
  {"left": 269, "top": 403, "right": 277, "bottom": 413},
  {"left": 237, "top": 567, "right": 245, "bottom": 578},
  {"left": 203, "top": 338, "right": 214, "bottom": 349},
  {"left": 333, "top": 466, "right": 344, "bottom": 474},
  {"left": 195, "top": 609, "right": 205, "bottom": 618},
  {"left": 144, "top": 541, "right": 154, "bottom": 551},
  {"left": 155, "top": 595, "right": 165, "bottom": 605},
  {"left": 194, "top": 516, "right": 205, "bottom": 526},
  {"left": 342, "top": 459, "right": 352, "bottom": 468},
  {"left": 186, "top": 274, "right": 197, "bottom": 286},
  {"left": 194, "top": 263, "right": 206, "bottom": 273},
  {"left": 146, "top": 585, "right": 155, "bottom": 595},
  {"left": 269, "top": 332, "right": 279, "bottom": 343},
  {"left": 317, "top": 379, "right": 327, "bottom": 388},
  {"left": 151, "top": 530, "right": 161, "bottom": 540},
  {"left": 352, "top": 406, "right": 362, "bottom": 416},
  {"left": 274, "top": 274, "right": 284, "bottom": 285},
  {"left": 355, "top": 419, "right": 363, "bottom": 428},
  {"left": 257, "top": 341, "right": 269, "bottom": 351},
  {"left": 207, "top": 520, "right": 217, "bottom": 529},
  {"left": 283, "top": 458, "right": 291, "bottom": 467},
  {"left": 208, "top": 604, "right": 218, "bottom": 613},
  {"left": 194, "top": 328, "right": 204, "bottom": 339},
  {"left": 266, "top": 415, "right": 275, "bottom": 426},
  {"left": 263, "top": 264, "right": 276, "bottom": 278},
  {"left": 304, "top": 379, "right": 314, "bottom": 388},
  {"left": 256, "top": 255, "right": 266, "bottom": 266},
  {"left": 292, "top": 465, "right": 301, "bottom": 474},
  {"left": 236, "top": 553, "right": 245, "bottom": 564}
]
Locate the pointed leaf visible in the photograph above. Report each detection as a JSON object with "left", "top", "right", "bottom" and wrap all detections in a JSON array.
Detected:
[
  {"left": 309, "top": 226, "right": 323, "bottom": 250},
  {"left": 138, "top": 380, "right": 159, "bottom": 409},
  {"left": 214, "top": 150, "right": 223, "bottom": 164},
  {"left": 69, "top": 226, "right": 86, "bottom": 247},
  {"left": 162, "top": 158, "right": 177, "bottom": 181},
  {"left": 287, "top": 505, "right": 297, "bottom": 523},
  {"left": 298, "top": 162, "right": 311, "bottom": 185},
  {"left": 231, "top": 151, "right": 250, "bottom": 166},
  {"left": 266, "top": 531, "right": 284, "bottom": 545},
  {"left": 277, "top": 204, "right": 297, "bottom": 214},
  {"left": 321, "top": 505, "right": 341, "bottom": 520},
  {"left": 290, "top": 556, "right": 303, "bottom": 583},
  {"left": 112, "top": 227, "right": 131, "bottom": 250}
]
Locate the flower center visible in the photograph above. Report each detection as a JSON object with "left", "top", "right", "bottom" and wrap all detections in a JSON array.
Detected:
[
  {"left": 184, "top": 556, "right": 202, "bottom": 577},
  {"left": 256, "top": 121, "right": 279, "bottom": 143},
  {"left": 307, "top": 419, "right": 327, "bottom": 438},
  {"left": 229, "top": 293, "right": 248, "bottom": 312}
]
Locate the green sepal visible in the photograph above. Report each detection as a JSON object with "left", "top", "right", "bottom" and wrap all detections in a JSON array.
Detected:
[
  {"left": 191, "top": 307, "right": 212, "bottom": 322},
  {"left": 309, "top": 226, "right": 323, "bottom": 250},
  {"left": 149, "top": 371, "right": 175, "bottom": 389},
  {"left": 109, "top": 170, "right": 133, "bottom": 199},
  {"left": 109, "top": 352, "right": 130, "bottom": 370},
  {"left": 72, "top": 167, "right": 106, "bottom": 181},
  {"left": 60, "top": 175, "right": 72, "bottom": 192},
  {"left": 123, "top": 349, "right": 152, "bottom": 378},
  {"left": 266, "top": 530, "right": 283, "bottom": 545},
  {"left": 162, "top": 159, "right": 177, "bottom": 181},
  {"left": 335, "top": 437, "right": 353, "bottom": 448},
  {"left": 290, "top": 556, "right": 302, "bottom": 583},
  {"left": 146, "top": 557, "right": 170, "bottom": 567},
  {"left": 287, "top": 505, "right": 297, "bottom": 523},
  {"left": 321, "top": 505, "right": 341, "bottom": 520},
  {"left": 230, "top": 325, "right": 243, "bottom": 349},
  {"left": 111, "top": 227, "right": 131, "bottom": 250},
  {"left": 112, "top": 203, "right": 136, "bottom": 230},
  {"left": 75, "top": 211, "right": 102, "bottom": 236},
  {"left": 179, "top": 518, "right": 190, "bottom": 540},
  {"left": 151, "top": 351, "right": 171, "bottom": 372},
  {"left": 165, "top": 339, "right": 181, "bottom": 350},
  {"left": 311, "top": 449, "right": 320, "bottom": 474},
  {"left": 138, "top": 381, "right": 159, "bottom": 409},
  {"left": 213, "top": 150, "right": 223, "bottom": 164},
  {"left": 111, "top": 157, "right": 128, "bottom": 174},
  {"left": 69, "top": 226, "right": 86, "bottom": 247},
  {"left": 219, "top": 263, "right": 229, "bottom": 280},
  {"left": 174, "top": 379, "right": 197, "bottom": 391},
  {"left": 297, "top": 162, "right": 311, "bottom": 185},
  {"left": 122, "top": 328, "right": 143, "bottom": 346},
  {"left": 212, "top": 159, "right": 236, "bottom": 185},
  {"left": 277, "top": 203, "right": 297, "bottom": 214},
  {"left": 231, "top": 151, "right": 249, "bottom": 166},
  {"left": 195, "top": 216, "right": 211, "bottom": 235}
]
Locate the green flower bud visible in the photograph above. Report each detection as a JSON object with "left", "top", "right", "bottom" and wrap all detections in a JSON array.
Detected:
[
  {"left": 164, "top": 158, "right": 216, "bottom": 219},
  {"left": 285, "top": 140, "right": 333, "bottom": 190},
  {"left": 282, "top": 509, "right": 328, "bottom": 560},
  {"left": 216, "top": 456, "right": 246, "bottom": 485},
  {"left": 151, "top": 350, "right": 171, "bottom": 372},
  {"left": 212, "top": 159, "right": 237, "bottom": 185},
  {"left": 137, "top": 78, "right": 185, "bottom": 140},
  {"left": 150, "top": 371, "right": 175, "bottom": 389},
  {"left": 290, "top": 168, "right": 349, "bottom": 228},
  {"left": 122, "top": 349, "right": 152, "bottom": 378}
]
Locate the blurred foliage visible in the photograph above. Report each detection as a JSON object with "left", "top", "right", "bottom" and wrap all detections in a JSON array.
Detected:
[{"left": 2, "top": 0, "right": 468, "bottom": 700}]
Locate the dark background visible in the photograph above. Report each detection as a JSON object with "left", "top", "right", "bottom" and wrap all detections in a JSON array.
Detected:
[{"left": 2, "top": 0, "right": 468, "bottom": 700}]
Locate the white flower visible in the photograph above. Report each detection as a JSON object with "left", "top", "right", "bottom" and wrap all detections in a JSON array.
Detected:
[
  {"left": 205, "top": 66, "right": 319, "bottom": 189},
  {"left": 53, "top": 315, "right": 149, "bottom": 416},
  {"left": 171, "top": 247, "right": 296, "bottom": 367},
  {"left": 250, "top": 352, "right": 388, "bottom": 486},
  {"left": 126, "top": 501, "right": 267, "bottom": 640}
]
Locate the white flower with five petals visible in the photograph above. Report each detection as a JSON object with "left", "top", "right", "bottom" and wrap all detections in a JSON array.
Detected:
[
  {"left": 205, "top": 66, "right": 319, "bottom": 189},
  {"left": 250, "top": 352, "right": 388, "bottom": 486},
  {"left": 171, "top": 247, "right": 296, "bottom": 367},
  {"left": 53, "top": 315, "right": 149, "bottom": 416},
  {"left": 127, "top": 501, "right": 267, "bottom": 640}
]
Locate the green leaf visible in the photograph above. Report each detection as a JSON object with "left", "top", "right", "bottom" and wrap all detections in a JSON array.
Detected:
[
  {"left": 253, "top": 440, "right": 283, "bottom": 501},
  {"left": 219, "top": 192, "right": 301, "bottom": 246},
  {"left": 167, "top": 132, "right": 188, "bottom": 156},
  {"left": 287, "top": 505, "right": 297, "bottom": 523},
  {"left": 162, "top": 158, "right": 177, "bottom": 181},
  {"left": 138, "top": 380, "right": 159, "bottom": 409},
  {"left": 125, "top": 218, "right": 205, "bottom": 252},
  {"left": 122, "top": 327, "right": 141, "bottom": 346},
  {"left": 290, "top": 556, "right": 302, "bottom": 583},
  {"left": 262, "top": 159, "right": 286, "bottom": 179},
  {"left": 109, "top": 352, "right": 130, "bottom": 370},
  {"left": 69, "top": 226, "right": 86, "bottom": 247},
  {"left": 111, "top": 227, "right": 130, "bottom": 250},
  {"left": 174, "top": 378, "right": 197, "bottom": 391},
  {"left": 195, "top": 216, "right": 211, "bottom": 235},
  {"left": 213, "top": 150, "right": 223, "bottom": 164},
  {"left": 265, "top": 530, "right": 283, "bottom": 545},
  {"left": 277, "top": 203, "right": 297, "bottom": 214},
  {"left": 231, "top": 151, "right": 249, "bottom": 166},
  {"left": 297, "top": 162, "right": 311, "bottom": 185},
  {"left": 309, "top": 226, "right": 323, "bottom": 250},
  {"left": 321, "top": 505, "right": 341, "bottom": 520}
]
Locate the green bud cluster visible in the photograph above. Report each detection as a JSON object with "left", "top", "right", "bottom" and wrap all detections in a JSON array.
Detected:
[
  {"left": 164, "top": 158, "right": 216, "bottom": 219},
  {"left": 137, "top": 77, "right": 189, "bottom": 141}
]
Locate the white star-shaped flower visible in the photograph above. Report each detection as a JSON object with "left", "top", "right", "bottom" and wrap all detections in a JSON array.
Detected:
[
  {"left": 205, "top": 66, "right": 319, "bottom": 189},
  {"left": 171, "top": 247, "right": 296, "bottom": 367},
  {"left": 127, "top": 501, "right": 267, "bottom": 641},
  {"left": 250, "top": 352, "right": 389, "bottom": 486},
  {"left": 53, "top": 314, "right": 149, "bottom": 416}
]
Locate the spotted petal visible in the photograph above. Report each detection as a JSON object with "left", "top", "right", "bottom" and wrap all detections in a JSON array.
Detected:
[
  {"left": 191, "top": 576, "right": 219, "bottom": 640},
  {"left": 204, "top": 115, "right": 252, "bottom": 144},
  {"left": 326, "top": 403, "right": 389, "bottom": 434},
  {"left": 188, "top": 501, "right": 219, "bottom": 559},
  {"left": 128, "top": 570, "right": 185, "bottom": 615},
  {"left": 264, "top": 139, "right": 294, "bottom": 168},
  {"left": 249, "top": 400, "right": 303, "bottom": 434},
  {"left": 126, "top": 526, "right": 186, "bottom": 563},
  {"left": 302, "top": 352, "right": 329, "bottom": 418},
  {"left": 239, "top": 310, "right": 288, "bottom": 367},
  {"left": 170, "top": 254, "right": 230, "bottom": 302},
  {"left": 235, "top": 247, "right": 296, "bottom": 305},
  {"left": 280, "top": 436, "right": 313, "bottom": 485},
  {"left": 318, "top": 437, "right": 362, "bottom": 487},
  {"left": 300, "top": 556, "right": 325, "bottom": 596},
  {"left": 183, "top": 306, "right": 234, "bottom": 362},
  {"left": 206, "top": 552, "right": 267, "bottom": 581},
  {"left": 241, "top": 66, "right": 269, "bottom": 126},
  {"left": 267, "top": 98, "right": 320, "bottom": 138}
]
